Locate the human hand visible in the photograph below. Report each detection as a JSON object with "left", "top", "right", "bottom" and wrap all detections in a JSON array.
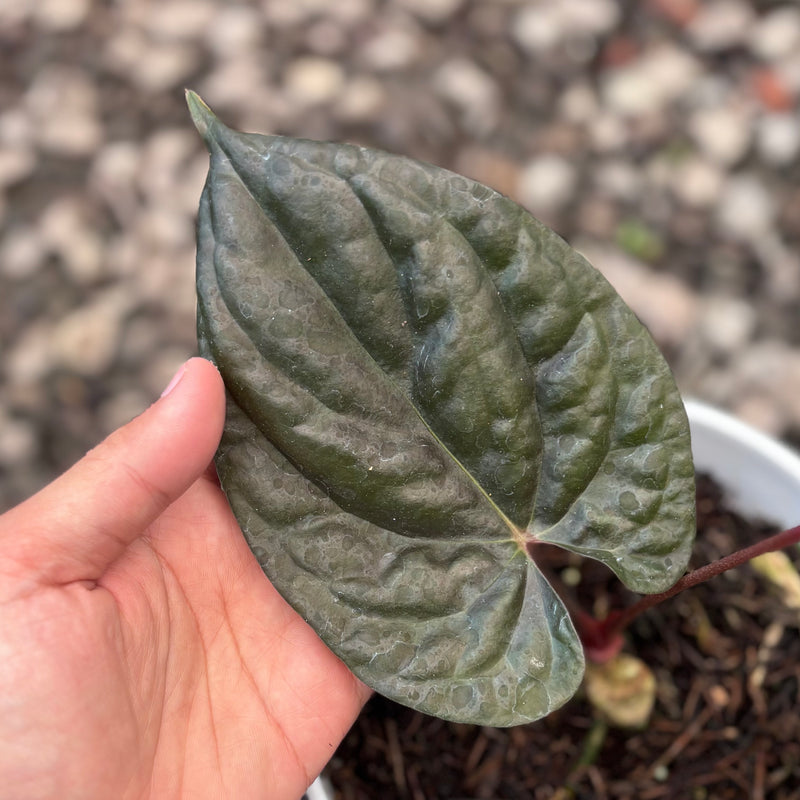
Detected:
[{"left": 0, "top": 358, "right": 370, "bottom": 800}]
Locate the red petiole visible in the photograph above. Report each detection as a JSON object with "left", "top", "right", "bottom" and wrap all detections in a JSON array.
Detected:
[{"left": 574, "top": 524, "right": 800, "bottom": 662}]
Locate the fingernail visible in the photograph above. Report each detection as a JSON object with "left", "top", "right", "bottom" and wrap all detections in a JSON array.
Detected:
[{"left": 160, "top": 362, "right": 188, "bottom": 398}]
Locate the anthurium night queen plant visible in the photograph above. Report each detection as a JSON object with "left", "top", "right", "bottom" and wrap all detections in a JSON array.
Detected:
[{"left": 186, "top": 91, "right": 800, "bottom": 728}]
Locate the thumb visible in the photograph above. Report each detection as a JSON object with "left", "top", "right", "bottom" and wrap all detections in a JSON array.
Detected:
[{"left": 0, "top": 357, "right": 226, "bottom": 585}]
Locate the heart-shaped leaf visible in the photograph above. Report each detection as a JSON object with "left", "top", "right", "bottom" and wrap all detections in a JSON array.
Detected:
[{"left": 188, "top": 91, "right": 695, "bottom": 726}]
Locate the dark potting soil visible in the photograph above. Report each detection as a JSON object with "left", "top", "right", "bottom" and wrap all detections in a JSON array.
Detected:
[{"left": 327, "top": 475, "right": 800, "bottom": 799}]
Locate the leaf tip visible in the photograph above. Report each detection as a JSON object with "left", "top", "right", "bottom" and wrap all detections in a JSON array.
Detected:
[{"left": 185, "top": 89, "right": 216, "bottom": 146}]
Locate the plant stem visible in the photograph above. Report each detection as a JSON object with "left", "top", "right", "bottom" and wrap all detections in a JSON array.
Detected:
[{"left": 594, "top": 523, "right": 800, "bottom": 651}]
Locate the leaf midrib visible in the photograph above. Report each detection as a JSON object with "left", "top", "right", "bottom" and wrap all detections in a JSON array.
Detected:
[{"left": 208, "top": 120, "right": 529, "bottom": 553}]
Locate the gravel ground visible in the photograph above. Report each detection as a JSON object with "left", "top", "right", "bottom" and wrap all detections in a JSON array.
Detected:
[{"left": 1, "top": 0, "right": 799, "bottom": 512}]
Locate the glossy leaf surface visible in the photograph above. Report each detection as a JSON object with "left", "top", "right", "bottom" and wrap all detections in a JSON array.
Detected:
[{"left": 189, "top": 92, "right": 695, "bottom": 726}]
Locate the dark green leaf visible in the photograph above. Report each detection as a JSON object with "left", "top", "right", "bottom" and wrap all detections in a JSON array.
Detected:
[{"left": 188, "top": 91, "right": 695, "bottom": 726}]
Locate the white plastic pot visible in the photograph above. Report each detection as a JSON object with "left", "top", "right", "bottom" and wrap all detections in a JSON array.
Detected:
[
  {"left": 305, "top": 776, "right": 334, "bottom": 800},
  {"left": 684, "top": 399, "right": 800, "bottom": 530}
]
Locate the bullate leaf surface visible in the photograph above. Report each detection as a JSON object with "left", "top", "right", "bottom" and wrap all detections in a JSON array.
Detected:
[{"left": 188, "top": 91, "right": 695, "bottom": 726}]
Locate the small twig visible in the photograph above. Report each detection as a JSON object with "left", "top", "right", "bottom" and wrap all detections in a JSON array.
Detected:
[
  {"left": 753, "top": 750, "right": 766, "bottom": 800},
  {"left": 648, "top": 704, "right": 715, "bottom": 775},
  {"left": 384, "top": 718, "right": 406, "bottom": 793}
]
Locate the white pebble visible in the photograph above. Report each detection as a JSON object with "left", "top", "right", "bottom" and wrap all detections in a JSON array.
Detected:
[
  {"left": 558, "top": 81, "right": 599, "bottom": 125},
  {"left": 688, "top": 0, "right": 754, "bottom": 52},
  {"left": 51, "top": 290, "right": 133, "bottom": 376},
  {"left": 512, "top": 0, "right": 619, "bottom": 53},
  {"left": 715, "top": 174, "right": 775, "bottom": 241},
  {"left": 139, "top": 0, "right": 217, "bottom": 41},
  {"left": 700, "top": 296, "right": 757, "bottom": 353},
  {"left": 590, "top": 113, "right": 629, "bottom": 152},
  {"left": 688, "top": 104, "right": 753, "bottom": 166},
  {"left": 0, "top": 147, "right": 35, "bottom": 188},
  {"left": 336, "top": 77, "right": 386, "bottom": 122},
  {"left": 40, "top": 197, "right": 105, "bottom": 284},
  {"left": 396, "top": 0, "right": 464, "bottom": 24},
  {"left": 603, "top": 45, "right": 700, "bottom": 116},
  {"left": 104, "top": 32, "right": 199, "bottom": 93},
  {"left": 0, "top": 0, "right": 30, "bottom": 26},
  {"left": 32, "top": 0, "right": 90, "bottom": 31},
  {"left": 0, "top": 227, "right": 45, "bottom": 279},
  {"left": 594, "top": 160, "right": 642, "bottom": 201},
  {"left": 284, "top": 57, "right": 346, "bottom": 106},
  {"left": 750, "top": 7, "right": 800, "bottom": 61},
  {"left": 670, "top": 157, "right": 725, "bottom": 209},
  {"left": 25, "top": 66, "right": 103, "bottom": 157},
  {"left": 432, "top": 58, "right": 500, "bottom": 135},
  {"left": 0, "top": 108, "right": 33, "bottom": 148},
  {"left": 7, "top": 322, "right": 56, "bottom": 383},
  {"left": 756, "top": 113, "right": 800, "bottom": 166},
  {"left": 205, "top": 6, "right": 263, "bottom": 54},
  {"left": 518, "top": 154, "right": 577, "bottom": 213},
  {"left": 0, "top": 415, "right": 37, "bottom": 467},
  {"left": 359, "top": 26, "right": 421, "bottom": 72}
]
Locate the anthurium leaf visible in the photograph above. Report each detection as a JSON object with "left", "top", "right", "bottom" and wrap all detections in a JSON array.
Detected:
[{"left": 188, "top": 91, "right": 695, "bottom": 726}]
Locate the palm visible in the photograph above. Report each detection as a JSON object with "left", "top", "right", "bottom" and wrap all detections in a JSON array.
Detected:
[{"left": 0, "top": 359, "right": 368, "bottom": 800}]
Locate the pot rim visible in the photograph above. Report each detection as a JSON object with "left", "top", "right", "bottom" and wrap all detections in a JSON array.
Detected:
[{"left": 684, "top": 398, "right": 800, "bottom": 530}]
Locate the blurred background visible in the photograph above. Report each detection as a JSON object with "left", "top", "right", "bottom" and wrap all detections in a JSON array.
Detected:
[{"left": 1, "top": 0, "right": 799, "bottom": 511}]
